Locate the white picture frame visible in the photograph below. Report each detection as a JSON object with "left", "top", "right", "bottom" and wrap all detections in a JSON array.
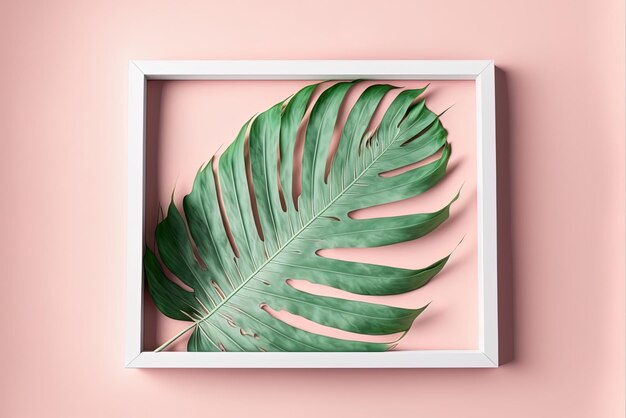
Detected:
[{"left": 126, "top": 60, "right": 498, "bottom": 368}]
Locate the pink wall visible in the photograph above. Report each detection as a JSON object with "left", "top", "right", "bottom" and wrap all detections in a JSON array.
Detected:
[{"left": 1, "top": 1, "right": 623, "bottom": 417}]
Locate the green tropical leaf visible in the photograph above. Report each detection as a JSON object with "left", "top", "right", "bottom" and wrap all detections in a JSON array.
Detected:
[{"left": 145, "top": 81, "right": 459, "bottom": 352}]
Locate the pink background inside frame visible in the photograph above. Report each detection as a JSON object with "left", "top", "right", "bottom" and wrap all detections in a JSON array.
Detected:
[{"left": 143, "top": 79, "right": 478, "bottom": 351}]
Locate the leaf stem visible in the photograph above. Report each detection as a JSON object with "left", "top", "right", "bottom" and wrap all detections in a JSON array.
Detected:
[{"left": 155, "top": 322, "right": 197, "bottom": 352}]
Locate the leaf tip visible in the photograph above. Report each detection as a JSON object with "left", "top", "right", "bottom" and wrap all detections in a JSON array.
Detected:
[{"left": 438, "top": 103, "right": 455, "bottom": 117}]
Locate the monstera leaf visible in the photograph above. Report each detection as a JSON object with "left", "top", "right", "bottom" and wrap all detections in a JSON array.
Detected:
[{"left": 145, "top": 81, "right": 458, "bottom": 352}]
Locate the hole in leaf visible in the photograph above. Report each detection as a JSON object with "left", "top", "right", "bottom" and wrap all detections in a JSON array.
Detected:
[
  {"left": 286, "top": 278, "right": 428, "bottom": 309},
  {"left": 400, "top": 118, "right": 439, "bottom": 147},
  {"left": 276, "top": 145, "right": 287, "bottom": 212},
  {"left": 378, "top": 146, "right": 445, "bottom": 178},
  {"left": 212, "top": 157, "right": 240, "bottom": 258},
  {"left": 243, "top": 119, "right": 265, "bottom": 241},
  {"left": 211, "top": 281, "right": 226, "bottom": 300},
  {"left": 262, "top": 303, "right": 403, "bottom": 344}
]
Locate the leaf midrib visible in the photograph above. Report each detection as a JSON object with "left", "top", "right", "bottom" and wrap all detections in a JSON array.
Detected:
[{"left": 155, "top": 130, "right": 400, "bottom": 352}]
